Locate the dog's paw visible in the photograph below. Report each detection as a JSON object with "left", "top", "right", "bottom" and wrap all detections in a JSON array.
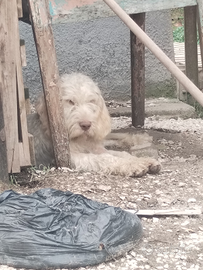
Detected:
[
  {"left": 129, "top": 163, "right": 149, "bottom": 177},
  {"left": 148, "top": 160, "right": 161, "bottom": 174},
  {"left": 142, "top": 158, "right": 161, "bottom": 174},
  {"left": 130, "top": 157, "right": 161, "bottom": 177}
]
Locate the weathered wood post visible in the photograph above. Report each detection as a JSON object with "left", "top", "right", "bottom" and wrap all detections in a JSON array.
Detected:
[
  {"left": 28, "top": 0, "right": 70, "bottom": 168},
  {"left": 184, "top": 6, "right": 199, "bottom": 105},
  {"left": 130, "top": 13, "right": 145, "bottom": 127},
  {"left": 0, "top": 0, "right": 31, "bottom": 179},
  {"left": 0, "top": 87, "right": 9, "bottom": 183},
  {"left": 197, "top": 0, "right": 203, "bottom": 71}
]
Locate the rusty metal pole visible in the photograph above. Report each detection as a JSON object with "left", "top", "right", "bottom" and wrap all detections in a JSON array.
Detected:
[
  {"left": 184, "top": 6, "right": 199, "bottom": 106},
  {"left": 130, "top": 13, "right": 145, "bottom": 127}
]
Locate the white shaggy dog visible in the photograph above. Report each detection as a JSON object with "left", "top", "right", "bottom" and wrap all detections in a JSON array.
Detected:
[{"left": 27, "top": 73, "right": 161, "bottom": 177}]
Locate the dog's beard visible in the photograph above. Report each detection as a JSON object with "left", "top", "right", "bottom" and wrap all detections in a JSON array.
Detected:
[{"left": 64, "top": 105, "right": 101, "bottom": 141}]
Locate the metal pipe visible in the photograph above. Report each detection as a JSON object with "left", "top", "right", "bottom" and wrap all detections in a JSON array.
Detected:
[{"left": 103, "top": 0, "right": 203, "bottom": 107}]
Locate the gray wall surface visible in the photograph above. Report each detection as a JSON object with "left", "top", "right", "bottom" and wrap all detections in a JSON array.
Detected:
[{"left": 19, "top": 10, "right": 176, "bottom": 103}]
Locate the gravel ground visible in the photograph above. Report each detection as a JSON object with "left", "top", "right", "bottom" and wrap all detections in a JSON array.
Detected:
[{"left": 0, "top": 115, "right": 203, "bottom": 270}]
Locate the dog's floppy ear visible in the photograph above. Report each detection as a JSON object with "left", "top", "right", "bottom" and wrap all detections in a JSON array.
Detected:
[
  {"left": 96, "top": 95, "right": 111, "bottom": 140},
  {"left": 35, "top": 94, "right": 51, "bottom": 136}
]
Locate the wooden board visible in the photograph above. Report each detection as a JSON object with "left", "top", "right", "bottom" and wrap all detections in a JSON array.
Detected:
[
  {"left": 29, "top": 0, "right": 70, "bottom": 168},
  {"left": 197, "top": 0, "right": 203, "bottom": 66},
  {"left": 0, "top": 76, "right": 9, "bottom": 183},
  {"left": 14, "top": 3, "right": 32, "bottom": 168},
  {"left": 20, "top": 40, "right": 27, "bottom": 67},
  {"left": 0, "top": 0, "right": 20, "bottom": 173},
  {"left": 0, "top": 0, "right": 31, "bottom": 174},
  {"left": 16, "top": 61, "right": 32, "bottom": 167},
  {"left": 48, "top": 0, "right": 197, "bottom": 23},
  {"left": 174, "top": 42, "right": 202, "bottom": 69},
  {"left": 17, "top": 0, "right": 23, "bottom": 18},
  {"left": 126, "top": 208, "right": 202, "bottom": 216},
  {"left": 28, "top": 133, "right": 36, "bottom": 166}
]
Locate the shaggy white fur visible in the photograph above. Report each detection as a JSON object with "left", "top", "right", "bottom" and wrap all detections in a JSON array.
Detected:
[{"left": 27, "top": 73, "right": 161, "bottom": 177}]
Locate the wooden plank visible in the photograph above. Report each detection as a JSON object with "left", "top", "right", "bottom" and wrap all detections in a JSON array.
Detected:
[
  {"left": 197, "top": 0, "right": 203, "bottom": 68},
  {"left": 20, "top": 40, "right": 27, "bottom": 67},
  {"left": 28, "top": 133, "right": 36, "bottom": 166},
  {"left": 130, "top": 13, "right": 145, "bottom": 127},
  {"left": 48, "top": 0, "right": 197, "bottom": 24},
  {"left": 17, "top": 0, "right": 23, "bottom": 18},
  {"left": 11, "top": 5, "right": 32, "bottom": 168},
  {"left": 184, "top": 6, "right": 199, "bottom": 105},
  {"left": 126, "top": 208, "right": 202, "bottom": 216},
  {"left": 0, "top": 78, "right": 9, "bottom": 183},
  {"left": 24, "top": 88, "right": 31, "bottom": 114},
  {"left": 174, "top": 42, "right": 202, "bottom": 68},
  {"left": 16, "top": 64, "right": 32, "bottom": 167},
  {"left": 16, "top": 38, "right": 31, "bottom": 166},
  {"left": 0, "top": 0, "right": 30, "bottom": 172},
  {"left": 0, "top": 0, "right": 21, "bottom": 173},
  {"left": 29, "top": 0, "right": 70, "bottom": 168}
]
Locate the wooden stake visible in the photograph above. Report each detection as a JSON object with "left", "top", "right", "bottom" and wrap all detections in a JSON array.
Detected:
[
  {"left": 197, "top": 0, "right": 203, "bottom": 68},
  {"left": 17, "top": 0, "right": 23, "bottom": 18},
  {"left": 16, "top": 40, "right": 32, "bottom": 167},
  {"left": 0, "top": 0, "right": 20, "bottom": 173},
  {"left": 126, "top": 208, "right": 202, "bottom": 216},
  {"left": 0, "top": 84, "right": 9, "bottom": 183},
  {"left": 184, "top": 6, "right": 198, "bottom": 106},
  {"left": 130, "top": 13, "right": 145, "bottom": 127},
  {"left": 20, "top": 39, "right": 27, "bottom": 67},
  {"left": 28, "top": 0, "right": 70, "bottom": 168}
]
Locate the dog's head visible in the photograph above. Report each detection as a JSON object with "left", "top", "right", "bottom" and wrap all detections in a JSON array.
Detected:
[{"left": 56, "top": 73, "right": 111, "bottom": 142}]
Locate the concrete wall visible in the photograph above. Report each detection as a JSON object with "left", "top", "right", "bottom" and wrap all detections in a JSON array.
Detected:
[{"left": 19, "top": 10, "right": 176, "bottom": 102}]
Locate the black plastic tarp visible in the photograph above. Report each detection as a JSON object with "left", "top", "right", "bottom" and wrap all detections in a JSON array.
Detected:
[{"left": 0, "top": 188, "right": 142, "bottom": 269}]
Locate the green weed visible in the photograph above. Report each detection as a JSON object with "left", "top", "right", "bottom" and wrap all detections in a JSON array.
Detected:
[{"left": 173, "top": 26, "right": 185, "bottom": 42}]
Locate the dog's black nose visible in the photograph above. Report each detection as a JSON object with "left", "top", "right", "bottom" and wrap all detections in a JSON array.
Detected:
[{"left": 79, "top": 121, "right": 91, "bottom": 131}]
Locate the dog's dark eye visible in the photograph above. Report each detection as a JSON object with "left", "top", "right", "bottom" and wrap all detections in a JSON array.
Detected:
[
  {"left": 90, "top": 99, "right": 96, "bottom": 104},
  {"left": 66, "top": 99, "right": 75, "bottom": 105}
]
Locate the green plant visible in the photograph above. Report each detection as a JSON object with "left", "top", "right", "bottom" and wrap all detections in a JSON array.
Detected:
[
  {"left": 173, "top": 26, "right": 185, "bottom": 42},
  {"left": 38, "top": 164, "right": 51, "bottom": 173},
  {"left": 9, "top": 174, "right": 17, "bottom": 185},
  {"left": 173, "top": 25, "right": 200, "bottom": 43},
  {"left": 28, "top": 165, "right": 51, "bottom": 176}
]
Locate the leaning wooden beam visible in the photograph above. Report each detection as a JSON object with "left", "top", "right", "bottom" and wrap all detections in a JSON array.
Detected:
[
  {"left": 126, "top": 209, "right": 202, "bottom": 216},
  {"left": 103, "top": 0, "right": 203, "bottom": 107},
  {"left": 28, "top": 0, "right": 70, "bottom": 167}
]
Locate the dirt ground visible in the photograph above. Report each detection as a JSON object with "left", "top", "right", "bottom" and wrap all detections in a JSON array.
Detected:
[{"left": 0, "top": 118, "right": 203, "bottom": 270}]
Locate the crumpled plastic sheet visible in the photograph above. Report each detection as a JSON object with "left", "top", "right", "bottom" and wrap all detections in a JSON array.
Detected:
[{"left": 0, "top": 188, "right": 143, "bottom": 269}]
